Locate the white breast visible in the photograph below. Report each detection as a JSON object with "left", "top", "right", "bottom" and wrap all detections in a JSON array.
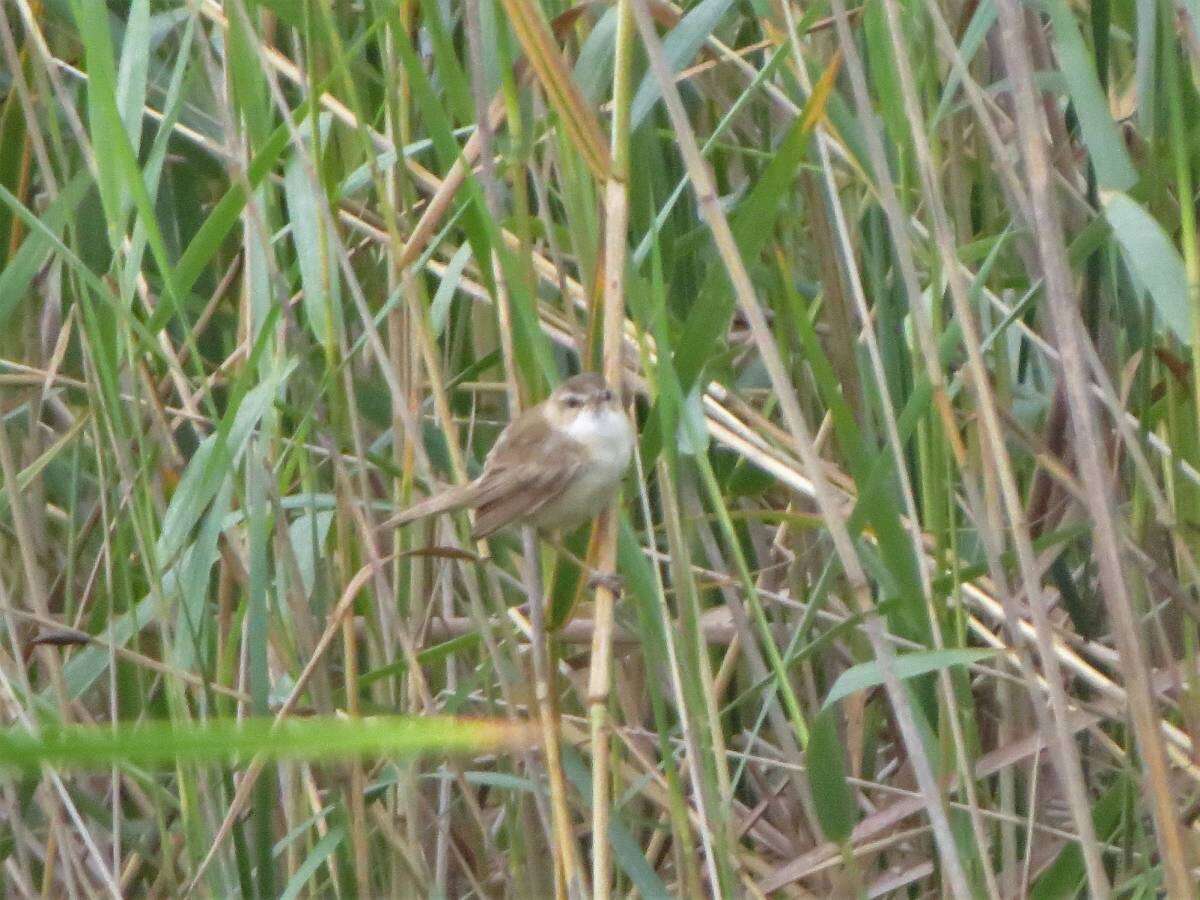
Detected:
[
  {"left": 564, "top": 408, "right": 634, "bottom": 475},
  {"left": 532, "top": 408, "right": 634, "bottom": 530}
]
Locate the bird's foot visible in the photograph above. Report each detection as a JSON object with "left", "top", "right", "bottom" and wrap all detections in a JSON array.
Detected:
[{"left": 586, "top": 572, "right": 624, "bottom": 596}]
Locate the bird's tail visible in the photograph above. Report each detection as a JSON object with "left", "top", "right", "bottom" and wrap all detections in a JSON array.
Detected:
[{"left": 380, "top": 483, "right": 479, "bottom": 530}]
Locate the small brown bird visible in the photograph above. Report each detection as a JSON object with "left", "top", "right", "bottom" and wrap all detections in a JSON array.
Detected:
[{"left": 385, "top": 373, "right": 634, "bottom": 540}]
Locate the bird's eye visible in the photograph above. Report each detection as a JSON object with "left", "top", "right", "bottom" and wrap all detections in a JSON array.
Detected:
[
  {"left": 564, "top": 396, "right": 583, "bottom": 409},
  {"left": 600, "top": 389, "right": 614, "bottom": 403}
]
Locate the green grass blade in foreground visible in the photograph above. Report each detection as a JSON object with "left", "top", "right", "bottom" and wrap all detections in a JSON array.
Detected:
[
  {"left": 171, "top": 19, "right": 386, "bottom": 302},
  {"left": 279, "top": 825, "right": 346, "bottom": 900},
  {"left": 807, "top": 710, "right": 856, "bottom": 844},
  {"left": 0, "top": 716, "right": 533, "bottom": 770},
  {"left": 1103, "top": 190, "right": 1191, "bottom": 343},
  {"left": 638, "top": 56, "right": 837, "bottom": 462},
  {"left": 930, "top": 0, "right": 998, "bottom": 127},
  {"left": 630, "top": 0, "right": 735, "bottom": 129},
  {"left": 806, "top": 649, "right": 999, "bottom": 850},
  {"left": 822, "top": 649, "right": 999, "bottom": 709},
  {"left": 1043, "top": 0, "right": 1136, "bottom": 191},
  {"left": 0, "top": 172, "right": 92, "bottom": 330},
  {"left": 787, "top": 280, "right": 930, "bottom": 644}
]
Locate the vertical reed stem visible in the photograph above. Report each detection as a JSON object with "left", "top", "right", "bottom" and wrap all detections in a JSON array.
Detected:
[{"left": 588, "top": 3, "right": 635, "bottom": 896}]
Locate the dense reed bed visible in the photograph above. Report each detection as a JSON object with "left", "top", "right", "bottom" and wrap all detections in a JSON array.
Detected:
[{"left": 2, "top": 0, "right": 1200, "bottom": 895}]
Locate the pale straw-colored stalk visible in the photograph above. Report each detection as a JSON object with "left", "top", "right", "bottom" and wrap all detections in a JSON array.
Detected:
[
  {"left": 588, "top": 0, "right": 636, "bottom": 896},
  {"left": 630, "top": 2, "right": 971, "bottom": 894}
]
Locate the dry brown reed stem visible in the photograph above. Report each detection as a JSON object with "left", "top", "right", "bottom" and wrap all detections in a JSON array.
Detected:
[
  {"left": 823, "top": 0, "right": 1117, "bottom": 890},
  {"left": 630, "top": 1, "right": 971, "bottom": 895},
  {"left": 497, "top": 0, "right": 611, "bottom": 181},
  {"left": 993, "top": 1, "right": 1193, "bottom": 892},
  {"left": 488, "top": 135, "right": 583, "bottom": 900},
  {"left": 451, "top": 3, "right": 584, "bottom": 890},
  {"left": 775, "top": 0, "right": 1000, "bottom": 886}
]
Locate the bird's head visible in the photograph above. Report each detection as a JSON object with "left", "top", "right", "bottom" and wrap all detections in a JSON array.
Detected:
[{"left": 544, "top": 372, "right": 621, "bottom": 428}]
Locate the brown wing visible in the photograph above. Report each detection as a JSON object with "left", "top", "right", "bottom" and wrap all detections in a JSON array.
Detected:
[{"left": 469, "top": 413, "right": 587, "bottom": 539}]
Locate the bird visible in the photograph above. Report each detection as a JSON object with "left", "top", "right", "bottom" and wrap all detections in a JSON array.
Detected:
[{"left": 383, "top": 373, "right": 634, "bottom": 540}]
